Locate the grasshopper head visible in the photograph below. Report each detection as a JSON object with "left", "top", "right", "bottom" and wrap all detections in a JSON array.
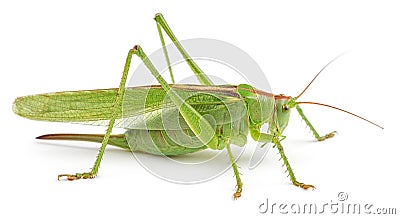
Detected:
[{"left": 274, "top": 95, "right": 297, "bottom": 132}]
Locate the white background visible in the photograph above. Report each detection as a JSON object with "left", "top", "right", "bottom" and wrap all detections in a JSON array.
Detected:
[{"left": 1, "top": 1, "right": 399, "bottom": 218}]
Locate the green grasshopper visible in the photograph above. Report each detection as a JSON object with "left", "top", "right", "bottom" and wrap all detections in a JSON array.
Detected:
[{"left": 13, "top": 13, "right": 382, "bottom": 199}]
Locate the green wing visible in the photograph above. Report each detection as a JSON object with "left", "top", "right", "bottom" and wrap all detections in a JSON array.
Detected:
[{"left": 13, "top": 84, "right": 247, "bottom": 130}]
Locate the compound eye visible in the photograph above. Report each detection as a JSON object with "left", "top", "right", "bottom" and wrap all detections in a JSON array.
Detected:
[{"left": 282, "top": 105, "right": 289, "bottom": 111}]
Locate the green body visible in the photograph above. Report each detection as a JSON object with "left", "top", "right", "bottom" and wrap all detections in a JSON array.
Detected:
[
  {"left": 13, "top": 84, "right": 282, "bottom": 156},
  {"left": 13, "top": 13, "right": 349, "bottom": 196}
]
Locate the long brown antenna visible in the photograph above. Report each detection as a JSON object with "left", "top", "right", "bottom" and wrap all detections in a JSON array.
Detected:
[
  {"left": 296, "top": 53, "right": 346, "bottom": 99},
  {"left": 297, "top": 101, "right": 384, "bottom": 129}
]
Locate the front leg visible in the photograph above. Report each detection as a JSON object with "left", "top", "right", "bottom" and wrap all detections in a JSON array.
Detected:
[{"left": 296, "top": 105, "right": 336, "bottom": 141}]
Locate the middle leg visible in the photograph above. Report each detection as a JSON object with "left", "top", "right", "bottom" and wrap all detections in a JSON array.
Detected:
[
  {"left": 273, "top": 137, "right": 315, "bottom": 190},
  {"left": 226, "top": 143, "right": 243, "bottom": 199}
]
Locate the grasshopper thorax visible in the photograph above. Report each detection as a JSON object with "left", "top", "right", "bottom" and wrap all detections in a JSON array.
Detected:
[{"left": 237, "top": 84, "right": 295, "bottom": 133}]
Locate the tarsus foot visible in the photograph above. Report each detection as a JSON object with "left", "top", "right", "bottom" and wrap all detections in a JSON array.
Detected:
[
  {"left": 233, "top": 191, "right": 241, "bottom": 200},
  {"left": 317, "top": 131, "right": 337, "bottom": 141},
  {"left": 58, "top": 172, "right": 96, "bottom": 181},
  {"left": 293, "top": 181, "right": 315, "bottom": 190},
  {"left": 233, "top": 183, "right": 243, "bottom": 200}
]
